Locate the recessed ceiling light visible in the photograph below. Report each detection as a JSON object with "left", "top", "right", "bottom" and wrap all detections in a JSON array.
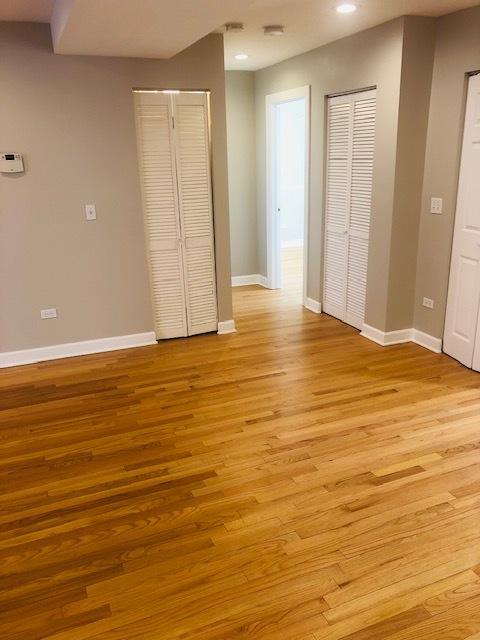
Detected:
[
  {"left": 337, "top": 3, "right": 357, "bottom": 13},
  {"left": 234, "top": 53, "right": 249, "bottom": 60},
  {"left": 263, "top": 25, "right": 285, "bottom": 36},
  {"left": 225, "top": 22, "right": 245, "bottom": 33}
]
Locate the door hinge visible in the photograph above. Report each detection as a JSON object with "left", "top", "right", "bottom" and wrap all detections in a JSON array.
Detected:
[{"left": 172, "top": 116, "right": 175, "bottom": 128}]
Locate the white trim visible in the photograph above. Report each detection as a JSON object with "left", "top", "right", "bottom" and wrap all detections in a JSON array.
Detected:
[
  {"left": 0, "top": 332, "right": 157, "bottom": 368},
  {"left": 304, "top": 298, "right": 322, "bottom": 314},
  {"left": 412, "top": 329, "right": 443, "bottom": 354},
  {"left": 360, "top": 324, "right": 412, "bottom": 347},
  {"left": 231, "top": 274, "right": 268, "bottom": 287},
  {"left": 266, "top": 85, "right": 310, "bottom": 304},
  {"left": 361, "top": 324, "right": 443, "bottom": 353},
  {"left": 217, "top": 319, "right": 236, "bottom": 335}
]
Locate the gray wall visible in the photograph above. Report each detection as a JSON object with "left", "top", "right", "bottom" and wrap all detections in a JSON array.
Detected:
[
  {"left": 225, "top": 71, "right": 258, "bottom": 278},
  {"left": 223, "top": 9, "right": 479, "bottom": 340},
  {"left": 227, "top": 16, "right": 438, "bottom": 334},
  {"left": 385, "top": 17, "right": 436, "bottom": 331},
  {"left": 0, "top": 23, "right": 232, "bottom": 353},
  {"left": 414, "top": 5, "right": 480, "bottom": 339},
  {"left": 254, "top": 18, "right": 405, "bottom": 330}
]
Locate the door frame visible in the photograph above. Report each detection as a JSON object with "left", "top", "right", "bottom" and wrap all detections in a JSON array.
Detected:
[{"left": 265, "top": 86, "right": 310, "bottom": 305}]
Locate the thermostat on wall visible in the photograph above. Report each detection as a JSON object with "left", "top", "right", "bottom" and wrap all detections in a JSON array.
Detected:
[{"left": 1, "top": 153, "right": 24, "bottom": 173}]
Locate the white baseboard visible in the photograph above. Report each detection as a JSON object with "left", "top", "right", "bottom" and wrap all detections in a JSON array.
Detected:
[
  {"left": 361, "top": 324, "right": 412, "bottom": 347},
  {"left": 0, "top": 331, "right": 157, "bottom": 368},
  {"left": 217, "top": 319, "right": 236, "bottom": 335},
  {"left": 304, "top": 298, "right": 322, "bottom": 314},
  {"left": 361, "top": 324, "right": 442, "bottom": 353},
  {"left": 232, "top": 274, "right": 268, "bottom": 288},
  {"left": 412, "top": 329, "right": 442, "bottom": 353}
]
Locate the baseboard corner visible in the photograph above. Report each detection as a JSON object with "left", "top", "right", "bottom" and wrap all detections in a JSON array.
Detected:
[
  {"left": 217, "top": 319, "right": 236, "bottom": 335},
  {"left": 304, "top": 298, "right": 322, "bottom": 314},
  {"left": 412, "top": 329, "right": 443, "bottom": 354},
  {"left": 361, "top": 323, "right": 443, "bottom": 353},
  {"left": 232, "top": 274, "right": 268, "bottom": 288},
  {"left": 360, "top": 324, "right": 413, "bottom": 347}
]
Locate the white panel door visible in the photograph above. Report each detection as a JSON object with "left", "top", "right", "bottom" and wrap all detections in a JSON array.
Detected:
[
  {"left": 135, "top": 92, "right": 188, "bottom": 339},
  {"left": 172, "top": 93, "right": 218, "bottom": 336},
  {"left": 324, "top": 90, "right": 376, "bottom": 330},
  {"left": 444, "top": 74, "right": 480, "bottom": 370}
]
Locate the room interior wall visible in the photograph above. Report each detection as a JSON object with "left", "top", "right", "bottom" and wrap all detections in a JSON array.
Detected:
[
  {"left": 384, "top": 16, "right": 436, "bottom": 332},
  {"left": 413, "top": 5, "right": 480, "bottom": 340},
  {"left": 225, "top": 71, "right": 258, "bottom": 278},
  {"left": 5, "top": 6, "right": 478, "bottom": 356},
  {"left": 254, "top": 18, "right": 405, "bottom": 329},
  {"left": 0, "top": 23, "right": 232, "bottom": 354},
  {"left": 226, "top": 16, "right": 445, "bottom": 337}
]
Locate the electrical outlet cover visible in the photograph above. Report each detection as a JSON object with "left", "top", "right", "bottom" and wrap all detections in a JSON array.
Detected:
[
  {"left": 430, "top": 197, "right": 443, "bottom": 215},
  {"left": 40, "top": 308, "right": 57, "bottom": 319}
]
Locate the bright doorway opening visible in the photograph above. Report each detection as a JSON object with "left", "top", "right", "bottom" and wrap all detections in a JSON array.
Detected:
[{"left": 266, "top": 86, "right": 310, "bottom": 305}]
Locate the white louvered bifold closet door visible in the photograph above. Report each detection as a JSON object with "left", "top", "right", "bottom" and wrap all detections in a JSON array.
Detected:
[
  {"left": 172, "top": 93, "right": 218, "bottom": 336},
  {"left": 134, "top": 91, "right": 217, "bottom": 339},
  {"left": 135, "top": 92, "right": 188, "bottom": 339},
  {"left": 324, "top": 89, "right": 376, "bottom": 330}
]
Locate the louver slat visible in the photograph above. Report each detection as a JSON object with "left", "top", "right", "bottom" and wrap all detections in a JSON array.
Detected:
[
  {"left": 324, "top": 100, "right": 351, "bottom": 318},
  {"left": 324, "top": 90, "right": 376, "bottom": 330},
  {"left": 347, "top": 95, "right": 376, "bottom": 329},
  {"left": 135, "top": 93, "right": 188, "bottom": 339},
  {"left": 346, "top": 235, "right": 369, "bottom": 330},
  {"left": 173, "top": 94, "right": 218, "bottom": 335},
  {"left": 325, "top": 102, "right": 350, "bottom": 230},
  {"left": 324, "top": 230, "right": 347, "bottom": 319}
]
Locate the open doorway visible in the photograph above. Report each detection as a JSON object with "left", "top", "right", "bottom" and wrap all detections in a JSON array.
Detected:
[{"left": 266, "top": 86, "right": 310, "bottom": 305}]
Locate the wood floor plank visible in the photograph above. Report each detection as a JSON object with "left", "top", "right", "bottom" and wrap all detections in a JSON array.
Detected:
[{"left": 0, "top": 281, "right": 479, "bottom": 639}]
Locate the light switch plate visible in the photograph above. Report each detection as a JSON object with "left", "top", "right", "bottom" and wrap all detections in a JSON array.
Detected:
[
  {"left": 430, "top": 197, "right": 443, "bottom": 215},
  {"left": 40, "top": 308, "right": 57, "bottom": 319},
  {"left": 85, "top": 204, "right": 97, "bottom": 220},
  {"left": 423, "top": 297, "right": 434, "bottom": 309}
]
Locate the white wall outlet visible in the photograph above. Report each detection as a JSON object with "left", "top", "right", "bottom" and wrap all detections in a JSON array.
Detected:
[
  {"left": 40, "top": 308, "right": 57, "bottom": 319},
  {"left": 85, "top": 204, "right": 97, "bottom": 220},
  {"left": 430, "top": 197, "right": 443, "bottom": 214},
  {"left": 423, "top": 297, "right": 434, "bottom": 309}
]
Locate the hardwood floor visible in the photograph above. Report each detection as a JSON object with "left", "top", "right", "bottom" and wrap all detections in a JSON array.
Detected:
[
  {"left": 281, "top": 245, "right": 303, "bottom": 301},
  {"left": 1, "top": 285, "right": 480, "bottom": 639}
]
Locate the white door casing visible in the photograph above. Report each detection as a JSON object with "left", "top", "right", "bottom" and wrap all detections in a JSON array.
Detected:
[
  {"left": 444, "top": 73, "right": 480, "bottom": 370},
  {"left": 265, "top": 86, "right": 310, "bottom": 304}
]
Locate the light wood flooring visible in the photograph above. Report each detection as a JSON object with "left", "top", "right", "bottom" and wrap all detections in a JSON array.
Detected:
[
  {"left": 1, "top": 285, "right": 480, "bottom": 639},
  {"left": 281, "top": 245, "right": 303, "bottom": 301}
]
